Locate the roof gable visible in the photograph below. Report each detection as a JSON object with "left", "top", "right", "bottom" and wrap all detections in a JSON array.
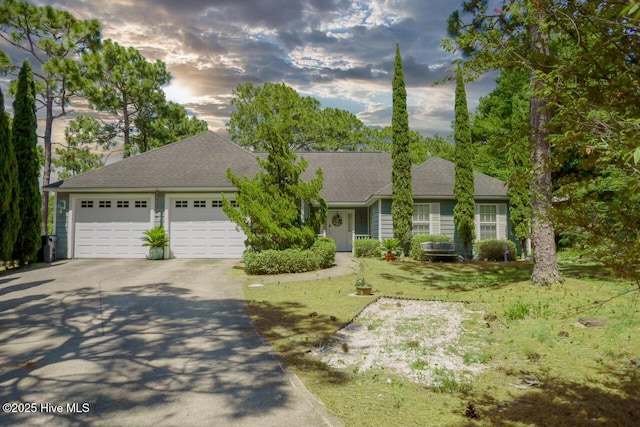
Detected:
[{"left": 47, "top": 131, "right": 260, "bottom": 190}]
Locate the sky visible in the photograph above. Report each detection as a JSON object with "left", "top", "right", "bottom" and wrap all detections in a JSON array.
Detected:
[{"left": 2, "top": 0, "right": 498, "bottom": 141}]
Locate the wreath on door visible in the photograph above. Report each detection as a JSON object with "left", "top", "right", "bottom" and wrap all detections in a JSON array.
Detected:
[{"left": 331, "top": 213, "right": 343, "bottom": 227}]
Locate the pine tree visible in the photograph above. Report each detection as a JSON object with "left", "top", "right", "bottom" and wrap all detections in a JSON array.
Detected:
[
  {"left": 12, "top": 61, "right": 41, "bottom": 265},
  {"left": 0, "top": 87, "right": 21, "bottom": 263},
  {"left": 453, "top": 69, "right": 476, "bottom": 259},
  {"left": 391, "top": 44, "right": 413, "bottom": 254},
  {"left": 223, "top": 83, "right": 327, "bottom": 251}
]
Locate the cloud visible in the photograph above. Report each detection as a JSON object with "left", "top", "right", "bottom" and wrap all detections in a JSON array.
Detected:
[{"left": 4, "top": 0, "right": 496, "bottom": 143}]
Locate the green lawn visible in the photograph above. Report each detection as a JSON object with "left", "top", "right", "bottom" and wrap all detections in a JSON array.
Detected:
[{"left": 243, "top": 256, "right": 640, "bottom": 426}]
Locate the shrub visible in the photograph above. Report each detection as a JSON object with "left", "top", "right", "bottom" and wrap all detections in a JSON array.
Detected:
[
  {"left": 354, "top": 238, "right": 381, "bottom": 258},
  {"left": 244, "top": 248, "right": 321, "bottom": 275},
  {"left": 381, "top": 238, "right": 401, "bottom": 254},
  {"left": 311, "top": 237, "right": 336, "bottom": 268},
  {"left": 409, "top": 234, "right": 452, "bottom": 261},
  {"left": 475, "top": 239, "right": 517, "bottom": 261}
]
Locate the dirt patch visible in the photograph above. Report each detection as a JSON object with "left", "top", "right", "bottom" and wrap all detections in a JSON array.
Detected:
[{"left": 311, "top": 297, "right": 485, "bottom": 385}]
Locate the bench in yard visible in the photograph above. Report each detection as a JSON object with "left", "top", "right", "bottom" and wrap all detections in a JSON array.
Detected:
[{"left": 421, "top": 241, "right": 458, "bottom": 259}]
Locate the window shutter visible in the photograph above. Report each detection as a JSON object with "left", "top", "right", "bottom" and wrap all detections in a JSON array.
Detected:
[
  {"left": 497, "top": 204, "right": 507, "bottom": 239},
  {"left": 430, "top": 203, "right": 440, "bottom": 235},
  {"left": 475, "top": 204, "right": 481, "bottom": 242}
]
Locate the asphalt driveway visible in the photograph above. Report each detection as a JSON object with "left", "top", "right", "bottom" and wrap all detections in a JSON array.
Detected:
[{"left": 0, "top": 259, "right": 341, "bottom": 427}]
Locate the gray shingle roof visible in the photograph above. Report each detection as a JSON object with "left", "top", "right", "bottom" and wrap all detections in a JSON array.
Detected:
[
  {"left": 373, "top": 157, "right": 507, "bottom": 198},
  {"left": 47, "top": 131, "right": 261, "bottom": 191},
  {"left": 47, "top": 131, "right": 507, "bottom": 201},
  {"left": 297, "top": 152, "right": 392, "bottom": 203}
]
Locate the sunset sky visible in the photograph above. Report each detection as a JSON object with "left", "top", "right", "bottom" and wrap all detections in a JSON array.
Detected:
[{"left": 1, "top": 0, "right": 497, "bottom": 141}]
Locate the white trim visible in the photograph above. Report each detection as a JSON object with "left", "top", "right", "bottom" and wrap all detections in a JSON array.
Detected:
[
  {"left": 163, "top": 193, "right": 170, "bottom": 258},
  {"left": 476, "top": 203, "right": 502, "bottom": 241},
  {"left": 49, "top": 186, "right": 238, "bottom": 194},
  {"left": 412, "top": 203, "right": 431, "bottom": 235},
  {"left": 377, "top": 199, "right": 382, "bottom": 240},
  {"left": 68, "top": 194, "right": 76, "bottom": 258},
  {"left": 52, "top": 192, "right": 58, "bottom": 236}
]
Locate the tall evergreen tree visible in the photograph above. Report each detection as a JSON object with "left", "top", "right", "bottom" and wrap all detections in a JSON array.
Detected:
[
  {"left": 223, "top": 83, "right": 327, "bottom": 251},
  {"left": 453, "top": 69, "right": 476, "bottom": 259},
  {"left": 391, "top": 44, "right": 413, "bottom": 255},
  {"left": 0, "top": 0, "right": 101, "bottom": 234},
  {"left": 12, "top": 61, "right": 41, "bottom": 265},
  {"left": 0, "top": 87, "right": 21, "bottom": 263}
]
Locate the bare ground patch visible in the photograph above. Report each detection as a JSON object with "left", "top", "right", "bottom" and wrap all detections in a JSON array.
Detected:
[{"left": 310, "top": 297, "right": 485, "bottom": 386}]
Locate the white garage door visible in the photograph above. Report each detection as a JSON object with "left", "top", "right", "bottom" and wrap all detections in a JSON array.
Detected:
[
  {"left": 74, "top": 197, "right": 153, "bottom": 258},
  {"left": 169, "top": 198, "right": 246, "bottom": 258}
]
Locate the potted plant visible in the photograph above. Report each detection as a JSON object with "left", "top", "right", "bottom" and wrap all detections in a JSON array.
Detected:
[
  {"left": 354, "top": 260, "right": 373, "bottom": 295},
  {"left": 141, "top": 226, "right": 169, "bottom": 260},
  {"left": 354, "top": 277, "right": 373, "bottom": 295},
  {"left": 381, "top": 238, "right": 401, "bottom": 261}
]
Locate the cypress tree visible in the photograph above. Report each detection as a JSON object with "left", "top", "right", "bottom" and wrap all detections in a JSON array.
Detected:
[
  {"left": 453, "top": 69, "right": 476, "bottom": 259},
  {"left": 391, "top": 44, "right": 413, "bottom": 255},
  {"left": 12, "top": 60, "right": 41, "bottom": 265},
  {"left": 0, "top": 87, "right": 21, "bottom": 263}
]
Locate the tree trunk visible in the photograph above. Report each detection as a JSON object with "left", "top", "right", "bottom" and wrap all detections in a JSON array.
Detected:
[
  {"left": 123, "top": 97, "right": 130, "bottom": 158},
  {"left": 529, "top": 19, "right": 563, "bottom": 286},
  {"left": 41, "top": 94, "right": 54, "bottom": 235}
]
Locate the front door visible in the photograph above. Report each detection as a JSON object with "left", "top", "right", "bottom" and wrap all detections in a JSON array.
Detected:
[{"left": 326, "top": 209, "right": 354, "bottom": 252}]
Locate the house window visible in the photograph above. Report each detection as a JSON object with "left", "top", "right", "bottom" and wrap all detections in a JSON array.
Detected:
[
  {"left": 99, "top": 200, "right": 111, "bottom": 208},
  {"left": 479, "top": 205, "right": 497, "bottom": 240},
  {"left": 135, "top": 200, "right": 147, "bottom": 208},
  {"left": 175, "top": 200, "right": 188, "bottom": 208},
  {"left": 117, "top": 200, "right": 129, "bottom": 208},
  {"left": 194, "top": 200, "right": 207, "bottom": 208},
  {"left": 81, "top": 200, "right": 93, "bottom": 208},
  {"left": 212, "top": 200, "right": 237, "bottom": 208},
  {"left": 412, "top": 204, "right": 430, "bottom": 234}
]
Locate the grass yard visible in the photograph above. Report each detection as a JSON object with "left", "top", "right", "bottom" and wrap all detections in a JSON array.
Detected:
[{"left": 243, "top": 256, "right": 640, "bottom": 426}]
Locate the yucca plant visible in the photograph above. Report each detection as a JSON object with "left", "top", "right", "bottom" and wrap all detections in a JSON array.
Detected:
[
  {"left": 381, "top": 238, "right": 401, "bottom": 254},
  {"left": 141, "top": 226, "right": 169, "bottom": 248},
  {"left": 381, "top": 238, "right": 401, "bottom": 261},
  {"left": 141, "top": 227, "right": 169, "bottom": 260}
]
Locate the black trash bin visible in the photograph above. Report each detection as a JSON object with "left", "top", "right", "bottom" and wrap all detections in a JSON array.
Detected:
[{"left": 40, "top": 235, "right": 57, "bottom": 263}]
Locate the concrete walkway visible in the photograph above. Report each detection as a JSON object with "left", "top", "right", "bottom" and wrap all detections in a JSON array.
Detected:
[{"left": 0, "top": 258, "right": 346, "bottom": 427}]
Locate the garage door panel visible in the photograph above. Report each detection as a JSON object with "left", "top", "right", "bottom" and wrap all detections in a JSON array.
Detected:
[
  {"left": 74, "top": 196, "right": 152, "bottom": 258},
  {"left": 169, "top": 206, "right": 246, "bottom": 258},
  {"left": 75, "top": 223, "right": 149, "bottom": 258}
]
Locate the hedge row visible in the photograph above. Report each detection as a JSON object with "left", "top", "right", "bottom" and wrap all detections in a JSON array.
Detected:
[
  {"left": 354, "top": 238, "right": 381, "bottom": 258},
  {"left": 244, "top": 237, "right": 336, "bottom": 275},
  {"left": 409, "top": 234, "right": 452, "bottom": 261},
  {"left": 474, "top": 239, "right": 517, "bottom": 261}
]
